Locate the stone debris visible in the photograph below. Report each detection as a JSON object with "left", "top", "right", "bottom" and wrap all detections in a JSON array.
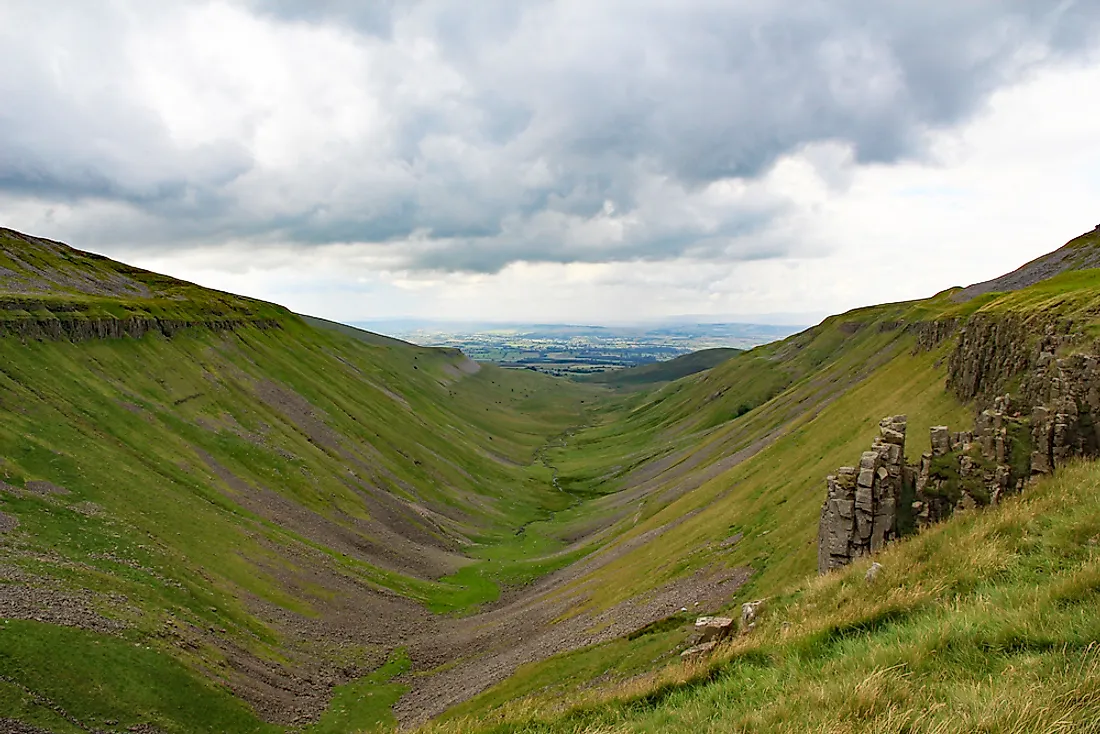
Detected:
[
  {"left": 0, "top": 512, "right": 18, "bottom": 534},
  {"left": 23, "top": 480, "right": 69, "bottom": 496},
  {"left": 680, "top": 640, "right": 719, "bottom": 660},
  {"left": 865, "top": 562, "right": 883, "bottom": 583},
  {"left": 693, "top": 616, "right": 735, "bottom": 644}
]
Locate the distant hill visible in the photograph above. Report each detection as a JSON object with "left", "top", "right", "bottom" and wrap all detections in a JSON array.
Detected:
[{"left": 576, "top": 347, "right": 741, "bottom": 388}]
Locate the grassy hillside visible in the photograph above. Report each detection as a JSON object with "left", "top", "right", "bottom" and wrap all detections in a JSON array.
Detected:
[
  {"left": 0, "top": 227, "right": 286, "bottom": 329},
  {"left": 0, "top": 311, "right": 608, "bottom": 730},
  {"left": 425, "top": 457, "right": 1100, "bottom": 733},
  {"left": 576, "top": 348, "right": 741, "bottom": 389},
  {"left": 0, "top": 229, "right": 620, "bottom": 731},
  {"left": 419, "top": 235, "right": 1100, "bottom": 724}
]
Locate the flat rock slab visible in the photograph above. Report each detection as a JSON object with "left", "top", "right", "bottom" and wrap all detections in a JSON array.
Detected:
[
  {"left": 694, "top": 616, "right": 735, "bottom": 644},
  {"left": 680, "top": 640, "right": 719, "bottom": 660}
]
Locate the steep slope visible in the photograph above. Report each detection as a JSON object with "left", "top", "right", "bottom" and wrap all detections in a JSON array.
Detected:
[
  {"left": 954, "top": 224, "right": 1100, "bottom": 301},
  {"left": 575, "top": 347, "right": 741, "bottom": 389}
]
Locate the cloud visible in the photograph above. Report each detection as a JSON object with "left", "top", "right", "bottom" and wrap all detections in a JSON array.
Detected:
[{"left": 0, "top": 0, "right": 1098, "bottom": 275}]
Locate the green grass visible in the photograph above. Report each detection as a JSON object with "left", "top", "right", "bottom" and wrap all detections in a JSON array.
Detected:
[
  {"left": 306, "top": 648, "right": 412, "bottom": 734},
  {"left": 5, "top": 227, "right": 1100, "bottom": 732},
  {"left": 0, "top": 621, "right": 277, "bottom": 733},
  {"left": 0, "top": 309, "right": 600, "bottom": 728},
  {"left": 576, "top": 348, "right": 742, "bottom": 389},
  {"left": 423, "top": 459, "right": 1100, "bottom": 734}
]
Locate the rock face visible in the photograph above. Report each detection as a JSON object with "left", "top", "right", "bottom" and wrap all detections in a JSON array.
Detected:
[
  {"left": 912, "top": 395, "right": 1021, "bottom": 526},
  {"left": 817, "top": 416, "right": 907, "bottom": 574},
  {"left": 820, "top": 317, "right": 1100, "bottom": 573},
  {"left": 0, "top": 311, "right": 281, "bottom": 342}
]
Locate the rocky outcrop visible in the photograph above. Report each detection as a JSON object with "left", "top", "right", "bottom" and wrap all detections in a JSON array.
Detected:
[
  {"left": 817, "top": 416, "right": 907, "bottom": 574},
  {"left": 819, "top": 347, "right": 1100, "bottom": 573},
  {"left": 911, "top": 319, "right": 959, "bottom": 351},
  {"left": 0, "top": 313, "right": 282, "bottom": 341},
  {"left": 947, "top": 315, "right": 1039, "bottom": 401},
  {"left": 912, "top": 396, "right": 1022, "bottom": 526}
]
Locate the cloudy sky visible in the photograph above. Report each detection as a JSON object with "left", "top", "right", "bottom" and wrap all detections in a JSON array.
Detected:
[{"left": 2, "top": 1, "right": 1099, "bottom": 325}]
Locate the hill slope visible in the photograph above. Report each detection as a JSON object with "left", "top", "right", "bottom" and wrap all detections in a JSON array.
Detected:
[
  {"left": 425, "top": 456, "right": 1100, "bottom": 733},
  {"left": 0, "top": 228, "right": 615, "bottom": 731},
  {"left": 576, "top": 347, "right": 741, "bottom": 389}
]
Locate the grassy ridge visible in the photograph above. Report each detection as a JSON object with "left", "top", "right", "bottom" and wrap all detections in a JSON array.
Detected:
[{"left": 0, "top": 227, "right": 287, "bottom": 327}]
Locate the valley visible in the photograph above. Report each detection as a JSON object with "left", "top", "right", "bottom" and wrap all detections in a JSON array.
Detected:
[
  {"left": 1, "top": 225, "right": 1100, "bottom": 733},
  {"left": 351, "top": 321, "right": 798, "bottom": 377}
]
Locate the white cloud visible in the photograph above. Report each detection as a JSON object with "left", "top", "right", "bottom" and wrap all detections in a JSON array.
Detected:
[{"left": 1, "top": 2, "right": 1098, "bottom": 324}]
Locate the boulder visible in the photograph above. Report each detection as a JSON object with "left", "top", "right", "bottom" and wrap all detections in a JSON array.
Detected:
[
  {"left": 693, "top": 616, "right": 735, "bottom": 644},
  {"left": 741, "top": 600, "right": 765, "bottom": 630},
  {"left": 680, "top": 641, "right": 718, "bottom": 660}
]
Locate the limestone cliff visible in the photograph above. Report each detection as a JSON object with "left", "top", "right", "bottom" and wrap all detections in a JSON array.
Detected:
[
  {"left": 821, "top": 309, "right": 1100, "bottom": 572},
  {"left": 818, "top": 416, "right": 907, "bottom": 574}
]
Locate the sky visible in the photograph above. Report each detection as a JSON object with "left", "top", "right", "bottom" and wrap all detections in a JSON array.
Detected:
[{"left": 2, "top": 1, "right": 1099, "bottom": 326}]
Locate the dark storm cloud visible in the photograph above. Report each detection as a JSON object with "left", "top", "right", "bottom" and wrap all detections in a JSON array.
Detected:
[{"left": 1, "top": 0, "right": 1098, "bottom": 271}]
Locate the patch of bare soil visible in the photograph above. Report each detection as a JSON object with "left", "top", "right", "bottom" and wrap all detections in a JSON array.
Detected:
[
  {"left": 0, "top": 719, "right": 57, "bottom": 734},
  {"left": 0, "top": 565, "right": 128, "bottom": 635}
]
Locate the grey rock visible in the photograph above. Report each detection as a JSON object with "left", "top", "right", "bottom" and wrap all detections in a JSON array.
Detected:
[
  {"left": 741, "top": 600, "right": 765, "bottom": 630},
  {"left": 680, "top": 640, "right": 719, "bottom": 660},
  {"left": 693, "top": 616, "right": 735, "bottom": 644}
]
